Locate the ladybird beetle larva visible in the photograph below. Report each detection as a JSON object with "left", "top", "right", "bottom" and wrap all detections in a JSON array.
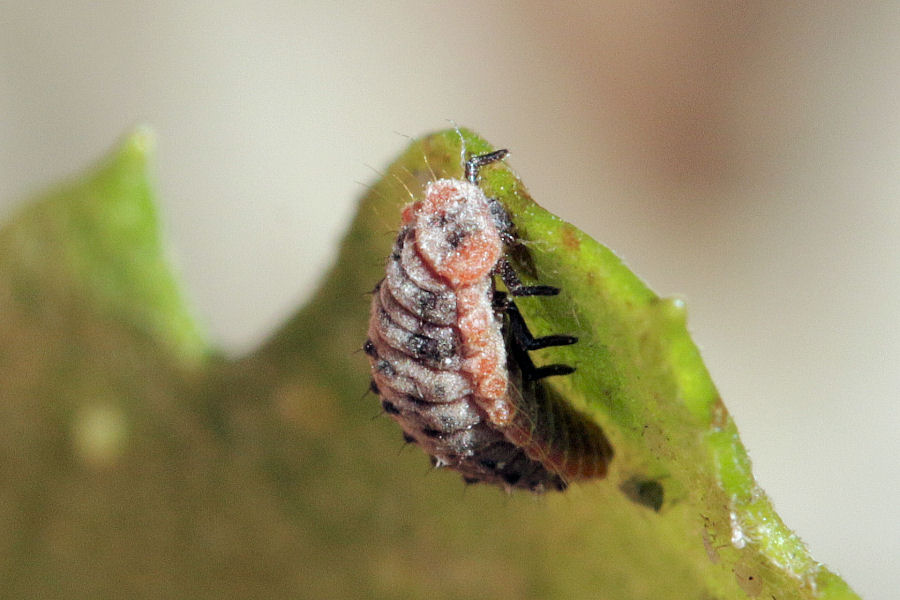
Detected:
[{"left": 364, "top": 147, "right": 612, "bottom": 492}]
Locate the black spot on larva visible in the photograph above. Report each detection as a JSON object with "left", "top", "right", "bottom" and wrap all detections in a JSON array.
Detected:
[
  {"left": 381, "top": 400, "right": 400, "bottom": 415},
  {"left": 446, "top": 228, "right": 465, "bottom": 249},
  {"left": 479, "top": 458, "right": 497, "bottom": 470},
  {"left": 391, "top": 251, "right": 401, "bottom": 261},
  {"left": 375, "top": 360, "right": 395, "bottom": 376},
  {"left": 415, "top": 290, "right": 437, "bottom": 313},
  {"left": 363, "top": 339, "right": 377, "bottom": 357},
  {"left": 463, "top": 476, "right": 481, "bottom": 485},
  {"left": 402, "top": 433, "right": 416, "bottom": 444},
  {"left": 406, "top": 333, "right": 441, "bottom": 361},
  {"left": 502, "top": 471, "right": 522, "bottom": 486},
  {"left": 620, "top": 477, "right": 665, "bottom": 512},
  {"left": 422, "top": 428, "right": 443, "bottom": 439},
  {"left": 368, "top": 380, "right": 380, "bottom": 395}
]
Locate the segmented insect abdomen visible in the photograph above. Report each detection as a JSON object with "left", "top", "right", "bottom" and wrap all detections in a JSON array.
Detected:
[{"left": 368, "top": 227, "right": 565, "bottom": 491}]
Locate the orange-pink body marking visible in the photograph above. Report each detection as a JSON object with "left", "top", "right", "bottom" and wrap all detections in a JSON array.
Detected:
[{"left": 402, "top": 178, "right": 513, "bottom": 425}]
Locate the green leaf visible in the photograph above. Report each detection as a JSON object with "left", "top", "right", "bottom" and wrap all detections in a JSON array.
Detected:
[
  {"left": 0, "top": 126, "right": 209, "bottom": 365},
  {"left": 0, "top": 128, "right": 859, "bottom": 599}
]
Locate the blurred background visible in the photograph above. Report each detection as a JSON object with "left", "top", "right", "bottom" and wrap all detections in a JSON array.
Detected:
[{"left": 2, "top": 2, "right": 897, "bottom": 597}]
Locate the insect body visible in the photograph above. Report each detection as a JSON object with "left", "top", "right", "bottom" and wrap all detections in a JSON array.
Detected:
[{"left": 365, "top": 148, "right": 612, "bottom": 492}]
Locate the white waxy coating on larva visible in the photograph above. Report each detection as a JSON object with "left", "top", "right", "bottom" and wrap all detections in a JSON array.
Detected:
[
  {"left": 383, "top": 255, "right": 457, "bottom": 326},
  {"left": 367, "top": 164, "right": 611, "bottom": 492},
  {"left": 367, "top": 173, "right": 565, "bottom": 490},
  {"left": 398, "top": 229, "right": 449, "bottom": 294}
]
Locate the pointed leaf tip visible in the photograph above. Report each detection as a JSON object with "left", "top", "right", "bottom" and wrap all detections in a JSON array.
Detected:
[
  {"left": 1, "top": 125, "right": 210, "bottom": 366},
  {"left": 122, "top": 125, "right": 156, "bottom": 159}
]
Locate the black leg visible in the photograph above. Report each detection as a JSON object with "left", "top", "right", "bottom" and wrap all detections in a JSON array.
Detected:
[
  {"left": 465, "top": 149, "right": 509, "bottom": 184},
  {"left": 502, "top": 298, "right": 578, "bottom": 382},
  {"left": 504, "top": 301, "right": 578, "bottom": 351},
  {"left": 497, "top": 259, "right": 560, "bottom": 297}
]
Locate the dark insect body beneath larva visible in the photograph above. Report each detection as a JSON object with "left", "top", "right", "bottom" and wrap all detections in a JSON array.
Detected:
[{"left": 365, "top": 148, "right": 613, "bottom": 492}]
